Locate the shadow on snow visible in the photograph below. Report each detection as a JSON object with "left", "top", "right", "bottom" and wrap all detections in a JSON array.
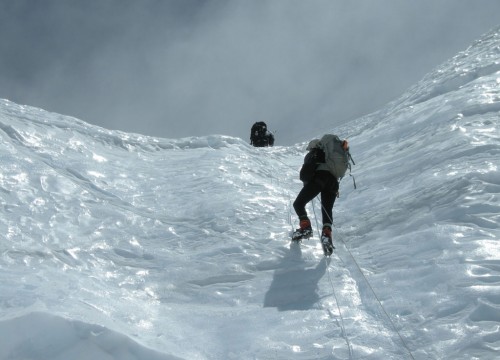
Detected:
[{"left": 264, "top": 243, "right": 327, "bottom": 311}]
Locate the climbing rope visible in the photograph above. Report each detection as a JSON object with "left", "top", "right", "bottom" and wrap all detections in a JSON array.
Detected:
[
  {"left": 315, "top": 198, "right": 416, "bottom": 360},
  {"left": 333, "top": 222, "right": 416, "bottom": 360},
  {"left": 312, "top": 199, "right": 353, "bottom": 359}
]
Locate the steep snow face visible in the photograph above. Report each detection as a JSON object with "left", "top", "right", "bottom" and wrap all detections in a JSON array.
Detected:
[
  {"left": 341, "top": 26, "right": 500, "bottom": 359},
  {"left": 0, "top": 27, "right": 499, "bottom": 360}
]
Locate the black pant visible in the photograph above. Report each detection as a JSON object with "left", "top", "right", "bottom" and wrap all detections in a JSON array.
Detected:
[{"left": 293, "top": 170, "right": 339, "bottom": 226}]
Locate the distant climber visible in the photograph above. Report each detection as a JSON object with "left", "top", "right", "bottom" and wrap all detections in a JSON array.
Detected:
[{"left": 250, "top": 122, "right": 274, "bottom": 147}]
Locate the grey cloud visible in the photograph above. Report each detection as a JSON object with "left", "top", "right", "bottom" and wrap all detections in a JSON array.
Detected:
[{"left": 1, "top": 0, "right": 499, "bottom": 145}]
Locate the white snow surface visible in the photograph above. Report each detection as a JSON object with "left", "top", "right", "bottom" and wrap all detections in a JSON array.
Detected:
[{"left": 1, "top": 27, "right": 500, "bottom": 360}]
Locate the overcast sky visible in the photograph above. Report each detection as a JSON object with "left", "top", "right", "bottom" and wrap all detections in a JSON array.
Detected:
[{"left": 1, "top": 1, "right": 500, "bottom": 145}]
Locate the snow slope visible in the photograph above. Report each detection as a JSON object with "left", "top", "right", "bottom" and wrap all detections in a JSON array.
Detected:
[{"left": 0, "top": 26, "right": 499, "bottom": 360}]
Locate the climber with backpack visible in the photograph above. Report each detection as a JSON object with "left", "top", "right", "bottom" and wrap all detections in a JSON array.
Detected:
[
  {"left": 250, "top": 122, "right": 275, "bottom": 147},
  {"left": 292, "top": 134, "right": 355, "bottom": 256}
]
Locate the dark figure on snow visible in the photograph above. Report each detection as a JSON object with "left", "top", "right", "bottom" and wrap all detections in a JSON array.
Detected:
[
  {"left": 250, "top": 121, "right": 274, "bottom": 147},
  {"left": 292, "top": 134, "right": 352, "bottom": 256}
]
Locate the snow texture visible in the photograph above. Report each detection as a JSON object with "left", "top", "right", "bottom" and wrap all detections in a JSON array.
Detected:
[{"left": 0, "top": 27, "right": 500, "bottom": 360}]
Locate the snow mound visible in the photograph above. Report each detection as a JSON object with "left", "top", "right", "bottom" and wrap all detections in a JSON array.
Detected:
[{"left": 0, "top": 312, "right": 181, "bottom": 360}]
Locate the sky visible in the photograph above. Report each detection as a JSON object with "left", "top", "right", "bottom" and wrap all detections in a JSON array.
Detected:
[{"left": 1, "top": 0, "right": 500, "bottom": 145}]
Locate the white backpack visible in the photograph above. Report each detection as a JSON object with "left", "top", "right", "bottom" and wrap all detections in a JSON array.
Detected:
[{"left": 319, "top": 134, "right": 354, "bottom": 180}]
